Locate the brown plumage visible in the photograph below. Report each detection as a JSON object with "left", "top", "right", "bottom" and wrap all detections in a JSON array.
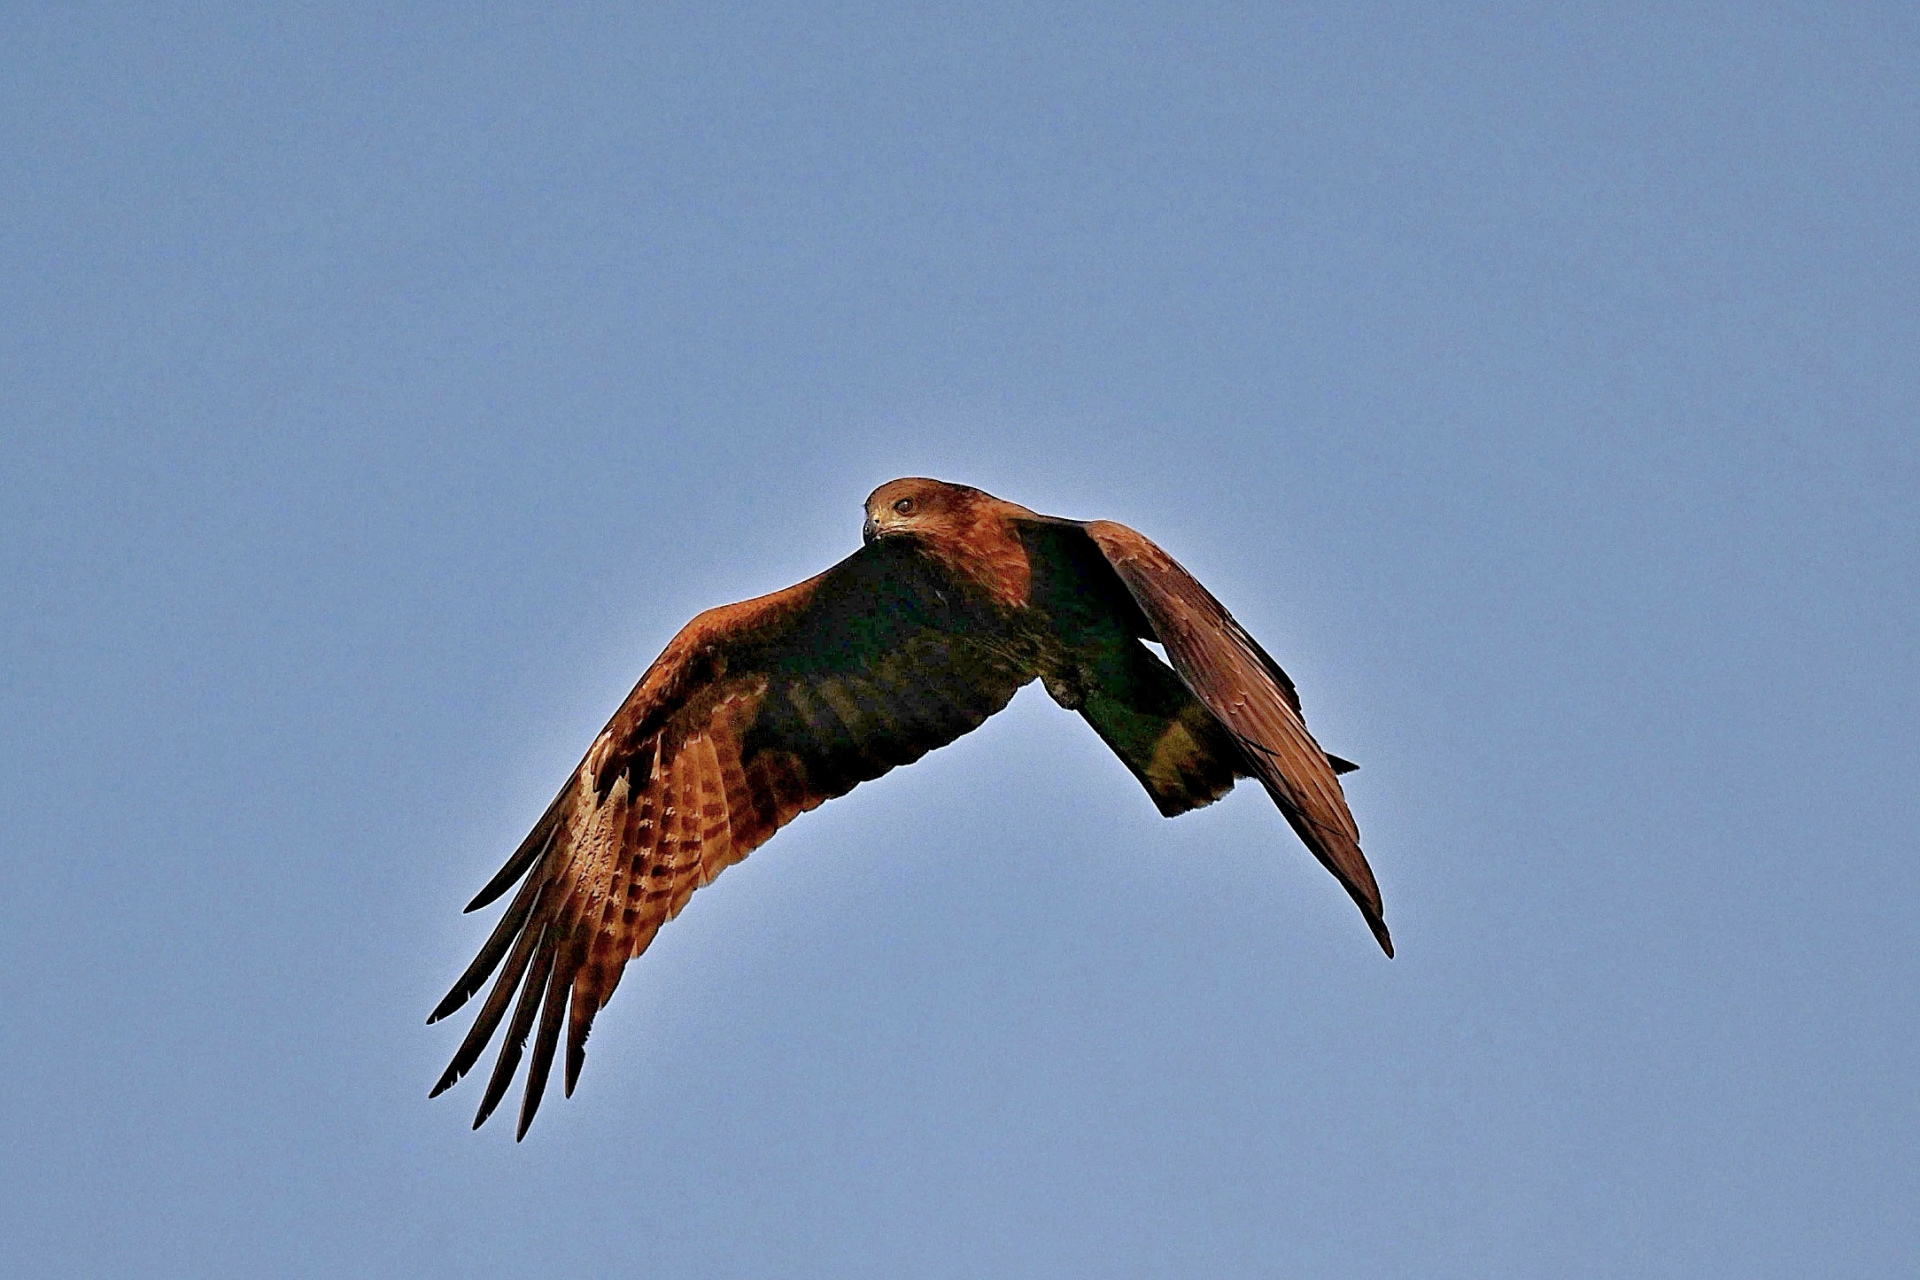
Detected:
[{"left": 430, "top": 478, "right": 1390, "bottom": 1137}]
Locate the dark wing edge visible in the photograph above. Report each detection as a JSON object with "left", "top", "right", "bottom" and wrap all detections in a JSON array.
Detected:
[
  {"left": 1081, "top": 520, "right": 1392, "bottom": 957},
  {"left": 428, "top": 541, "right": 1038, "bottom": 1136}
]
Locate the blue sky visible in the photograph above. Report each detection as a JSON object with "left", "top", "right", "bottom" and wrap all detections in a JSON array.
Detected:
[{"left": 2, "top": 5, "right": 1914, "bottom": 1276}]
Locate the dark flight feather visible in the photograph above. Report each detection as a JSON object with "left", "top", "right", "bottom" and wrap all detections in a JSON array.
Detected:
[
  {"left": 465, "top": 795, "right": 566, "bottom": 913},
  {"left": 428, "top": 859, "right": 548, "bottom": 1025},
  {"left": 517, "top": 948, "right": 573, "bottom": 1140},
  {"left": 430, "top": 886, "right": 551, "bottom": 1097},
  {"left": 473, "top": 922, "right": 554, "bottom": 1129}
]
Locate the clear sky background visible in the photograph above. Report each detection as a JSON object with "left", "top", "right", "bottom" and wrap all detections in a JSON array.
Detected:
[{"left": 2, "top": 5, "right": 1914, "bottom": 1277}]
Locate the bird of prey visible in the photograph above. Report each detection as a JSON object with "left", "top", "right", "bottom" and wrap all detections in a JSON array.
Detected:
[{"left": 430, "top": 478, "right": 1390, "bottom": 1138}]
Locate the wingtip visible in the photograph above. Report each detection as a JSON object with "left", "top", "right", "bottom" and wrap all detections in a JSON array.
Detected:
[
  {"left": 471, "top": 1076, "right": 511, "bottom": 1131},
  {"left": 473, "top": 1081, "right": 510, "bottom": 1130},
  {"left": 1372, "top": 919, "right": 1395, "bottom": 959},
  {"left": 564, "top": 1040, "right": 585, "bottom": 1098}
]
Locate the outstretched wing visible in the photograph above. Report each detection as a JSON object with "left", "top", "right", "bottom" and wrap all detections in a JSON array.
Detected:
[
  {"left": 1080, "top": 521, "right": 1392, "bottom": 957},
  {"left": 428, "top": 539, "right": 1037, "bottom": 1137}
]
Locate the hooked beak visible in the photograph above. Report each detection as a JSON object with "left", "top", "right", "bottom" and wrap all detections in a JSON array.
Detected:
[{"left": 862, "top": 516, "right": 878, "bottom": 545}]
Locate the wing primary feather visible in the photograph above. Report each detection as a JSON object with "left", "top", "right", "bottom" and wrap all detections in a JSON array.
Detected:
[
  {"left": 1237, "top": 736, "right": 1394, "bottom": 957},
  {"left": 565, "top": 982, "right": 594, "bottom": 1098},
  {"left": 516, "top": 939, "right": 577, "bottom": 1141},
  {"left": 471, "top": 922, "right": 556, "bottom": 1129},
  {"left": 427, "top": 855, "right": 550, "bottom": 1024},
  {"left": 465, "top": 792, "right": 568, "bottom": 913},
  {"left": 429, "top": 889, "right": 551, "bottom": 1097}
]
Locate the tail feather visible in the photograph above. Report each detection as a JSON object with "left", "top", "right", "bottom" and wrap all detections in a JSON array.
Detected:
[{"left": 1059, "top": 638, "right": 1242, "bottom": 818}]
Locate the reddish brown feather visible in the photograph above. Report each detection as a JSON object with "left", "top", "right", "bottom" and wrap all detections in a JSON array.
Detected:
[{"left": 1082, "top": 520, "right": 1392, "bottom": 957}]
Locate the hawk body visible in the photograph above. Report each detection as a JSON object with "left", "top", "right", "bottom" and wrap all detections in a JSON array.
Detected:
[{"left": 431, "top": 478, "right": 1389, "bottom": 1137}]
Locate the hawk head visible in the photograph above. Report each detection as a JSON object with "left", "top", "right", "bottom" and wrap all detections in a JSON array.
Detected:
[{"left": 862, "top": 477, "right": 987, "bottom": 546}]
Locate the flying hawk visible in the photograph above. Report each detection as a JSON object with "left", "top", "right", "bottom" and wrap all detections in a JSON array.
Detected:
[{"left": 430, "top": 478, "right": 1390, "bottom": 1137}]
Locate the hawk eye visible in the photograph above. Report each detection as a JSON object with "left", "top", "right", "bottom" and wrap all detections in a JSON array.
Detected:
[{"left": 893, "top": 498, "right": 914, "bottom": 514}]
